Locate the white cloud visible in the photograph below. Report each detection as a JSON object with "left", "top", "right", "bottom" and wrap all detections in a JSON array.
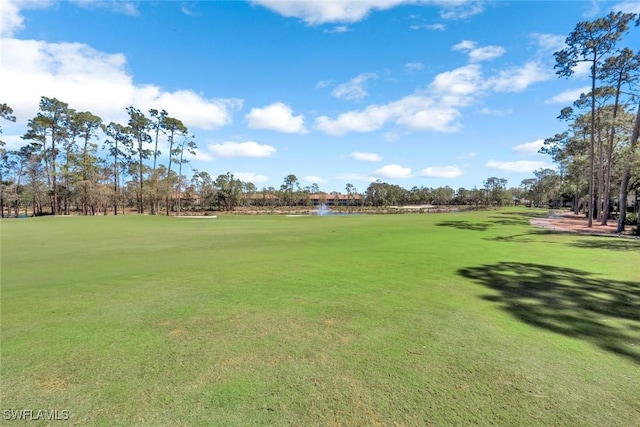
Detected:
[
  {"left": 530, "top": 33, "right": 565, "bottom": 53},
  {"left": 612, "top": 2, "right": 640, "bottom": 13},
  {"left": 233, "top": 172, "right": 271, "bottom": 183},
  {"left": 315, "top": 103, "right": 391, "bottom": 135},
  {"left": 456, "top": 151, "right": 477, "bottom": 160},
  {"left": 155, "top": 91, "right": 242, "bottom": 130},
  {"left": 245, "top": 102, "right": 306, "bottom": 133},
  {"left": 487, "top": 62, "right": 551, "bottom": 92},
  {"left": 1, "top": 0, "right": 54, "bottom": 37},
  {"left": 478, "top": 107, "right": 512, "bottom": 116},
  {"left": 584, "top": 0, "right": 600, "bottom": 17},
  {"left": 181, "top": 5, "right": 198, "bottom": 16},
  {"left": 0, "top": 134, "right": 25, "bottom": 151},
  {"left": 404, "top": 62, "right": 425, "bottom": 73},
  {"left": 427, "top": 23, "right": 446, "bottom": 30},
  {"left": 469, "top": 45, "right": 506, "bottom": 62},
  {"left": 332, "top": 72, "right": 378, "bottom": 101},
  {"left": 323, "top": 25, "right": 352, "bottom": 33},
  {"left": 207, "top": 141, "right": 276, "bottom": 158},
  {"left": 252, "top": 0, "right": 484, "bottom": 25},
  {"left": 251, "top": 0, "right": 412, "bottom": 25},
  {"left": 350, "top": 151, "right": 382, "bottom": 162},
  {"left": 374, "top": 164, "right": 413, "bottom": 179},
  {"left": 429, "top": 63, "right": 483, "bottom": 97},
  {"left": 485, "top": 159, "right": 551, "bottom": 173},
  {"left": 335, "top": 172, "right": 376, "bottom": 182},
  {"left": 421, "top": 166, "right": 462, "bottom": 178},
  {"left": 572, "top": 61, "right": 592, "bottom": 77},
  {"left": 1, "top": 0, "right": 23, "bottom": 37},
  {"left": 70, "top": 0, "right": 139, "bottom": 16},
  {"left": 410, "top": 23, "right": 446, "bottom": 31},
  {"left": 1, "top": 38, "right": 242, "bottom": 129},
  {"left": 439, "top": 1, "right": 484, "bottom": 19},
  {"left": 452, "top": 40, "right": 476, "bottom": 51},
  {"left": 302, "top": 175, "right": 327, "bottom": 183},
  {"left": 453, "top": 40, "right": 505, "bottom": 62},
  {"left": 189, "top": 148, "right": 215, "bottom": 162},
  {"left": 316, "top": 64, "right": 483, "bottom": 135},
  {"left": 553, "top": 61, "right": 591, "bottom": 79},
  {"left": 546, "top": 86, "right": 590, "bottom": 104},
  {"left": 428, "top": 63, "right": 484, "bottom": 106},
  {"left": 395, "top": 106, "right": 462, "bottom": 132},
  {"left": 316, "top": 79, "right": 333, "bottom": 89},
  {"left": 512, "top": 139, "right": 544, "bottom": 155},
  {"left": 315, "top": 57, "right": 553, "bottom": 137},
  {"left": 383, "top": 129, "right": 402, "bottom": 142}
]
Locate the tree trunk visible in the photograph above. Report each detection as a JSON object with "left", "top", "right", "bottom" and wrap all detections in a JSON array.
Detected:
[
  {"left": 574, "top": 180, "right": 580, "bottom": 215},
  {"left": 0, "top": 183, "right": 4, "bottom": 219},
  {"left": 637, "top": 190, "right": 640, "bottom": 228},
  {"left": 617, "top": 102, "right": 640, "bottom": 232},
  {"left": 50, "top": 119, "right": 63, "bottom": 216},
  {"left": 587, "top": 52, "right": 597, "bottom": 227},
  {"left": 40, "top": 139, "right": 52, "bottom": 210},
  {"left": 601, "top": 70, "right": 623, "bottom": 225},
  {"left": 177, "top": 149, "right": 184, "bottom": 216},
  {"left": 597, "top": 125, "right": 605, "bottom": 222},
  {"left": 113, "top": 147, "right": 118, "bottom": 216},
  {"left": 151, "top": 125, "right": 160, "bottom": 215},
  {"left": 601, "top": 157, "right": 612, "bottom": 224},
  {"left": 138, "top": 148, "right": 143, "bottom": 214},
  {"left": 165, "top": 130, "right": 174, "bottom": 216}
]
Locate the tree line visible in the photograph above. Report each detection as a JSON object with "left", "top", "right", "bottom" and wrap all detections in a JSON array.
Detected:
[
  {"left": 547, "top": 11, "right": 640, "bottom": 232},
  {"left": 0, "top": 11, "right": 638, "bottom": 224},
  {"left": 0, "top": 98, "right": 545, "bottom": 217},
  {"left": 0, "top": 94, "right": 635, "bottom": 218},
  {"left": 0, "top": 98, "right": 200, "bottom": 217}
]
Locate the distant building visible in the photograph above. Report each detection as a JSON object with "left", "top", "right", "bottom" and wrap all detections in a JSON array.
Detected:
[{"left": 307, "top": 193, "right": 363, "bottom": 207}]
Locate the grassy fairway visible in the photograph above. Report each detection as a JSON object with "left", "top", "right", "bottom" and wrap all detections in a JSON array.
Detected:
[{"left": 1, "top": 208, "right": 639, "bottom": 425}]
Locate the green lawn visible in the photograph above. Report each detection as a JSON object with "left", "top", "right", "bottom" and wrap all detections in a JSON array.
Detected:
[{"left": 1, "top": 208, "right": 639, "bottom": 426}]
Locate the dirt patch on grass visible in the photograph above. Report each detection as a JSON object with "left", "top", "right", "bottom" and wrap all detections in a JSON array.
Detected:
[
  {"left": 40, "top": 375, "right": 68, "bottom": 392},
  {"left": 168, "top": 328, "right": 187, "bottom": 336},
  {"left": 323, "top": 317, "right": 339, "bottom": 327},
  {"left": 530, "top": 212, "right": 637, "bottom": 238}
]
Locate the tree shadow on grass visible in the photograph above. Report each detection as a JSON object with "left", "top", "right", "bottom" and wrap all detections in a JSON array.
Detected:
[
  {"left": 569, "top": 239, "right": 640, "bottom": 252},
  {"left": 486, "top": 210, "right": 551, "bottom": 226},
  {"left": 437, "top": 211, "right": 549, "bottom": 232},
  {"left": 485, "top": 229, "right": 640, "bottom": 252},
  {"left": 494, "top": 210, "right": 549, "bottom": 219},
  {"left": 436, "top": 221, "right": 492, "bottom": 231},
  {"left": 488, "top": 218, "right": 529, "bottom": 226},
  {"left": 484, "top": 234, "right": 536, "bottom": 243},
  {"left": 457, "top": 262, "right": 640, "bottom": 363},
  {"left": 483, "top": 229, "right": 565, "bottom": 243}
]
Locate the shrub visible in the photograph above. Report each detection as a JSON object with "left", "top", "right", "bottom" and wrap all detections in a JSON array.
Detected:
[{"left": 624, "top": 212, "right": 638, "bottom": 226}]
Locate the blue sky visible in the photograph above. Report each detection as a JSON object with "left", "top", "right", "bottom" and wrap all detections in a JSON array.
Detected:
[{"left": 2, "top": 0, "right": 639, "bottom": 193}]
